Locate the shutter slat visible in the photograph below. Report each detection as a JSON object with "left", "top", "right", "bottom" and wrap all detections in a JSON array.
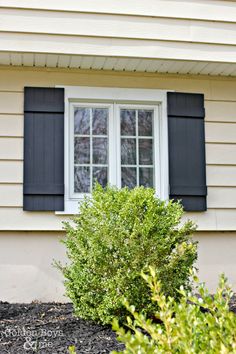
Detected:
[
  {"left": 24, "top": 184, "right": 64, "bottom": 195},
  {"left": 24, "top": 87, "right": 64, "bottom": 113},
  {"left": 23, "top": 87, "right": 64, "bottom": 211},
  {"left": 167, "top": 92, "right": 207, "bottom": 211},
  {"left": 168, "top": 92, "right": 205, "bottom": 118},
  {"left": 170, "top": 186, "right": 207, "bottom": 196},
  {"left": 25, "top": 196, "right": 64, "bottom": 211}
]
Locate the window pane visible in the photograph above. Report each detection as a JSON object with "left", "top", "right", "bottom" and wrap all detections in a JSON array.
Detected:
[
  {"left": 138, "top": 110, "right": 153, "bottom": 136},
  {"left": 93, "top": 167, "right": 108, "bottom": 188},
  {"left": 74, "top": 107, "right": 90, "bottom": 135},
  {"left": 74, "top": 137, "right": 90, "bottom": 164},
  {"left": 121, "top": 138, "right": 136, "bottom": 165},
  {"left": 139, "top": 139, "right": 153, "bottom": 165},
  {"left": 74, "top": 166, "right": 90, "bottom": 193},
  {"left": 92, "top": 108, "right": 108, "bottom": 135},
  {"left": 140, "top": 167, "right": 154, "bottom": 187},
  {"left": 92, "top": 137, "right": 108, "bottom": 164},
  {"left": 120, "top": 109, "right": 136, "bottom": 136},
  {"left": 121, "top": 167, "right": 137, "bottom": 188}
]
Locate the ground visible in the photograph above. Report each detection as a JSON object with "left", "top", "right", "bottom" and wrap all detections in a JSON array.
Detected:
[
  {"left": 1, "top": 299, "right": 236, "bottom": 353},
  {"left": 0, "top": 302, "right": 124, "bottom": 354}
]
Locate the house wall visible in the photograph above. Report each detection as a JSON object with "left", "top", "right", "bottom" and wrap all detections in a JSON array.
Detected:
[
  {"left": 0, "top": 66, "right": 236, "bottom": 301},
  {"left": 0, "top": 231, "right": 235, "bottom": 303}
]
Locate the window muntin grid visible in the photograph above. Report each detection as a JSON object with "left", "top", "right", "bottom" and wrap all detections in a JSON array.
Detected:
[
  {"left": 73, "top": 106, "right": 109, "bottom": 194},
  {"left": 120, "top": 108, "right": 154, "bottom": 189}
]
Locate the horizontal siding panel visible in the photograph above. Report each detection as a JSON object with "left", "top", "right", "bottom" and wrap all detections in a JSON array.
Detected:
[
  {"left": 0, "top": 184, "right": 235, "bottom": 222},
  {"left": 208, "top": 187, "right": 236, "bottom": 208},
  {"left": 1, "top": 9, "right": 236, "bottom": 46},
  {"left": 205, "top": 122, "right": 236, "bottom": 144},
  {"left": 0, "top": 69, "right": 235, "bottom": 103},
  {"left": 0, "top": 92, "right": 23, "bottom": 114},
  {"left": 206, "top": 144, "right": 236, "bottom": 165},
  {"left": 185, "top": 210, "right": 236, "bottom": 231},
  {"left": 0, "top": 208, "right": 66, "bottom": 231},
  {"left": 205, "top": 101, "right": 236, "bottom": 123},
  {"left": 0, "top": 0, "right": 235, "bottom": 23},
  {"left": 210, "top": 81, "right": 236, "bottom": 102},
  {"left": 1, "top": 32, "right": 236, "bottom": 64},
  {"left": 0, "top": 184, "right": 22, "bottom": 206},
  {"left": 0, "top": 161, "right": 23, "bottom": 183},
  {"left": 0, "top": 138, "right": 23, "bottom": 160},
  {"left": 0, "top": 207, "right": 235, "bottom": 231},
  {"left": 0, "top": 115, "right": 23, "bottom": 137},
  {"left": 215, "top": 210, "right": 236, "bottom": 231},
  {"left": 207, "top": 165, "right": 236, "bottom": 187},
  {"left": 0, "top": 70, "right": 213, "bottom": 99}
]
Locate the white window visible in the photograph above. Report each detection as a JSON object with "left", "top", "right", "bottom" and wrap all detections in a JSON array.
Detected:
[{"left": 61, "top": 87, "right": 168, "bottom": 214}]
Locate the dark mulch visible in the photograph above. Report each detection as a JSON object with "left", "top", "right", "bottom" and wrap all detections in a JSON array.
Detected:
[
  {"left": 1, "top": 298, "right": 236, "bottom": 354},
  {"left": 0, "top": 302, "right": 125, "bottom": 354}
]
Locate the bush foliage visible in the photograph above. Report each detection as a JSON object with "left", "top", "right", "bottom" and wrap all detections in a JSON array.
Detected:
[
  {"left": 60, "top": 184, "right": 197, "bottom": 324},
  {"left": 112, "top": 268, "right": 236, "bottom": 354}
]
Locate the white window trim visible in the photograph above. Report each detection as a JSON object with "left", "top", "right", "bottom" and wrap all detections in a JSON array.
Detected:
[{"left": 56, "top": 86, "right": 169, "bottom": 215}]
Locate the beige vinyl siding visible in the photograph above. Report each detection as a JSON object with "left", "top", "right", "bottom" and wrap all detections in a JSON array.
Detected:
[
  {"left": 0, "top": 2, "right": 235, "bottom": 64},
  {"left": 0, "top": 161, "right": 22, "bottom": 183},
  {"left": 208, "top": 188, "right": 236, "bottom": 209},
  {"left": 4, "top": 186, "right": 236, "bottom": 209},
  {"left": 0, "top": 185, "right": 22, "bottom": 207},
  {"left": 0, "top": 0, "right": 235, "bottom": 24},
  {"left": 1, "top": 209, "right": 235, "bottom": 232},
  {"left": 205, "top": 101, "right": 236, "bottom": 122},
  {"left": 0, "top": 115, "right": 23, "bottom": 137},
  {"left": 0, "top": 92, "right": 23, "bottom": 114},
  {"left": 206, "top": 144, "right": 236, "bottom": 165},
  {"left": 0, "top": 210, "right": 65, "bottom": 231},
  {"left": 1, "top": 9, "right": 236, "bottom": 46},
  {"left": 2, "top": 33, "right": 236, "bottom": 64},
  {"left": 0, "top": 67, "right": 236, "bottom": 230},
  {"left": 0, "top": 137, "right": 23, "bottom": 160},
  {"left": 207, "top": 166, "right": 236, "bottom": 187},
  {"left": 205, "top": 123, "right": 236, "bottom": 143},
  {"left": 3, "top": 186, "right": 236, "bottom": 209}
]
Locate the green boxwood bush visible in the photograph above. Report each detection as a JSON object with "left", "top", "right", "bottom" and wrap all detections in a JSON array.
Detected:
[
  {"left": 112, "top": 268, "right": 236, "bottom": 354},
  {"left": 59, "top": 184, "right": 197, "bottom": 324}
]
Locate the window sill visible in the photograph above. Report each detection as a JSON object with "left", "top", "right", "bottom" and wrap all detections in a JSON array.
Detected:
[
  {"left": 55, "top": 211, "right": 76, "bottom": 215},
  {"left": 55, "top": 200, "right": 81, "bottom": 215}
]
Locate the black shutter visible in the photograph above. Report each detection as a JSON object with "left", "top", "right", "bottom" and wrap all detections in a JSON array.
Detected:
[
  {"left": 167, "top": 92, "right": 207, "bottom": 211},
  {"left": 24, "top": 87, "right": 64, "bottom": 211}
]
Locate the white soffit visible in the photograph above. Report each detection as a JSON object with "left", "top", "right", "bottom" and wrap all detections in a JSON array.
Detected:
[{"left": 0, "top": 52, "right": 236, "bottom": 77}]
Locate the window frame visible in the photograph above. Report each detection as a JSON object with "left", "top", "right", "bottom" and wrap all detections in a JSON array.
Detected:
[{"left": 59, "top": 86, "right": 169, "bottom": 214}]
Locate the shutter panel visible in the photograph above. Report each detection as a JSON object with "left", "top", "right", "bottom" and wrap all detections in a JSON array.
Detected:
[
  {"left": 24, "top": 87, "right": 64, "bottom": 211},
  {"left": 167, "top": 92, "right": 207, "bottom": 211}
]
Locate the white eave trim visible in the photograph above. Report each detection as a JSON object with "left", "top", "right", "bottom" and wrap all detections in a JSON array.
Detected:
[{"left": 1, "top": 52, "right": 236, "bottom": 77}]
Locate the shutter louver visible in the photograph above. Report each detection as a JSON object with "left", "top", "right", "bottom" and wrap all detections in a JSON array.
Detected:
[
  {"left": 167, "top": 92, "right": 207, "bottom": 211},
  {"left": 24, "top": 87, "right": 64, "bottom": 211}
]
